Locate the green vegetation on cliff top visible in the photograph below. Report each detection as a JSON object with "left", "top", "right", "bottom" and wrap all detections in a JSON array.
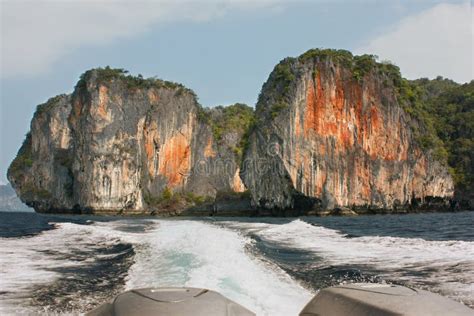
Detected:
[
  {"left": 298, "top": 48, "right": 401, "bottom": 81},
  {"left": 36, "top": 94, "right": 68, "bottom": 115},
  {"left": 75, "top": 66, "right": 196, "bottom": 97},
  {"left": 259, "top": 49, "right": 402, "bottom": 119}
]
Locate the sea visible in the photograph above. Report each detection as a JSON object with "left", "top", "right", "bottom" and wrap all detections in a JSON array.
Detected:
[{"left": 0, "top": 210, "right": 473, "bottom": 315}]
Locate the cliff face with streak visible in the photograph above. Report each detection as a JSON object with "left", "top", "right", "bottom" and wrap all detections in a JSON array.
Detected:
[
  {"left": 8, "top": 69, "right": 247, "bottom": 214},
  {"left": 241, "top": 51, "right": 454, "bottom": 212},
  {"left": 8, "top": 50, "right": 457, "bottom": 215}
]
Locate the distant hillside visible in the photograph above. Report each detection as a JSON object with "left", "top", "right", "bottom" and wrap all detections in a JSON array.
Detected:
[
  {"left": 0, "top": 184, "right": 31, "bottom": 212},
  {"left": 408, "top": 78, "right": 473, "bottom": 207}
]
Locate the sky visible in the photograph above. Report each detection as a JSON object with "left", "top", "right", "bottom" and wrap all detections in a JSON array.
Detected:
[{"left": 0, "top": 0, "right": 473, "bottom": 184}]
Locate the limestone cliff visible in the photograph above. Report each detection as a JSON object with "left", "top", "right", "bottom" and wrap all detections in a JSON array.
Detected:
[
  {"left": 241, "top": 49, "right": 454, "bottom": 212},
  {"left": 8, "top": 50, "right": 457, "bottom": 215},
  {"left": 8, "top": 68, "right": 248, "bottom": 214}
]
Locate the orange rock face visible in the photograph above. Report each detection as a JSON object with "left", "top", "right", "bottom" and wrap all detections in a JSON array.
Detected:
[
  {"left": 97, "top": 86, "right": 109, "bottom": 118},
  {"left": 302, "top": 70, "right": 407, "bottom": 160},
  {"left": 141, "top": 107, "right": 194, "bottom": 190},
  {"left": 158, "top": 133, "right": 191, "bottom": 187},
  {"left": 291, "top": 62, "right": 452, "bottom": 208},
  {"left": 232, "top": 168, "right": 246, "bottom": 192},
  {"left": 244, "top": 58, "right": 453, "bottom": 210}
]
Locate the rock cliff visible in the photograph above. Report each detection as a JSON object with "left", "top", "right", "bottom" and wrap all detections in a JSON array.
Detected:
[
  {"left": 8, "top": 68, "right": 249, "bottom": 214},
  {"left": 241, "top": 49, "right": 454, "bottom": 212},
  {"left": 8, "top": 50, "right": 457, "bottom": 215}
]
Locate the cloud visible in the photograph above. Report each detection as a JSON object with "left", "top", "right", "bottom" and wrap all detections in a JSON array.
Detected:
[
  {"left": 357, "top": 2, "right": 473, "bottom": 83},
  {"left": 0, "top": 0, "right": 283, "bottom": 78}
]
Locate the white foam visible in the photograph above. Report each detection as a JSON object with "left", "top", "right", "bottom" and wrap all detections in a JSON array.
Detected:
[
  {"left": 3, "top": 217, "right": 472, "bottom": 314},
  {"left": 0, "top": 221, "right": 137, "bottom": 314},
  {"left": 0, "top": 220, "right": 314, "bottom": 315},
  {"left": 229, "top": 219, "right": 474, "bottom": 306},
  {"left": 124, "top": 220, "right": 313, "bottom": 315}
]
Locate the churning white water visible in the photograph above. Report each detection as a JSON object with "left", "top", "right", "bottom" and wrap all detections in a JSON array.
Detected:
[
  {"left": 0, "top": 219, "right": 313, "bottom": 315},
  {"left": 0, "top": 215, "right": 473, "bottom": 315},
  {"left": 220, "top": 219, "right": 474, "bottom": 307},
  {"left": 122, "top": 220, "right": 313, "bottom": 315}
]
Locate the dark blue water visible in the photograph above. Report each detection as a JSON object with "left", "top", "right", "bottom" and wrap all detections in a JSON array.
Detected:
[
  {"left": 211, "top": 211, "right": 474, "bottom": 309},
  {"left": 2, "top": 210, "right": 473, "bottom": 240},
  {"left": 0, "top": 211, "right": 138, "bottom": 314},
  {"left": 303, "top": 212, "right": 474, "bottom": 241},
  {"left": 0, "top": 211, "right": 148, "bottom": 238}
]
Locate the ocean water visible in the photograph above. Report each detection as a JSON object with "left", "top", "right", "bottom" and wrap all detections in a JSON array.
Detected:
[{"left": 0, "top": 211, "right": 473, "bottom": 315}]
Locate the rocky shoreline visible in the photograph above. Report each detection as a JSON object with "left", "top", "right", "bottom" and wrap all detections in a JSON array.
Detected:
[
  {"left": 33, "top": 207, "right": 472, "bottom": 217},
  {"left": 32, "top": 195, "right": 472, "bottom": 217}
]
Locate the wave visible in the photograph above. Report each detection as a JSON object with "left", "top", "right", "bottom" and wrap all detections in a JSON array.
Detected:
[
  {"left": 0, "top": 221, "right": 136, "bottom": 315},
  {"left": 2, "top": 217, "right": 472, "bottom": 314},
  {"left": 0, "top": 219, "right": 314, "bottom": 315},
  {"left": 218, "top": 219, "right": 474, "bottom": 307},
  {"left": 122, "top": 220, "right": 313, "bottom": 316}
]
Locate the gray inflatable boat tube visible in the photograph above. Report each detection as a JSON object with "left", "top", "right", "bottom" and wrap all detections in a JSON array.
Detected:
[
  {"left": 299, "top": 283, "right": 474, "bottom": 316},
  {"left": 87, "top": 283, "right": 473, "bottom": 315},
  {"left": 86, "top": 287, "right": 255, "bottom": 316}
]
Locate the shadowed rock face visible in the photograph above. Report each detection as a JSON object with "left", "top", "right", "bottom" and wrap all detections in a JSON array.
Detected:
[
  {"left": 8, "top": 51, "right": 456, "bottom": 215},
  {"left": 241, "top": 54, "right": 453, "bottom": 211}
]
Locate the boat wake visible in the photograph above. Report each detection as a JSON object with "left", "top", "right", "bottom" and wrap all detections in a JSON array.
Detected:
[
  {"left": 0, "top": 217, "right": 473, "bottom": 315},
  {"left": 0, "top": 219, "right": 313, "bottom": 315},
  {"left": 0, "top": 221, "right": 135, "bottom": 314},
  {"left": 218, "top": 219, "right": 474, "bottom": 308}
]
